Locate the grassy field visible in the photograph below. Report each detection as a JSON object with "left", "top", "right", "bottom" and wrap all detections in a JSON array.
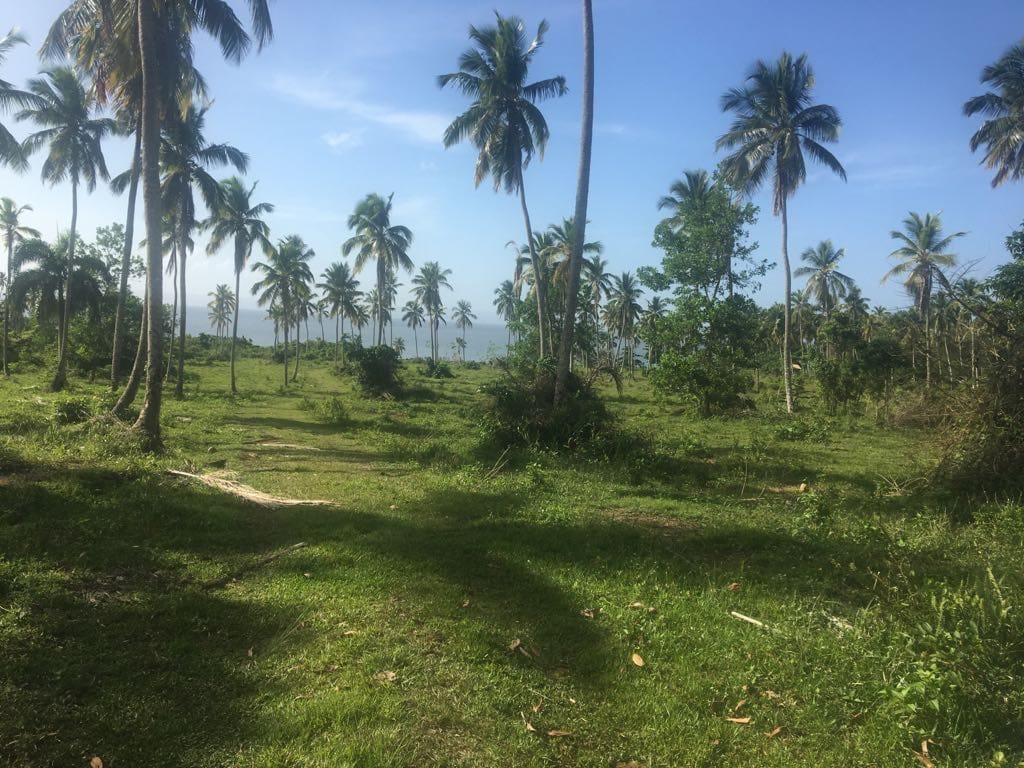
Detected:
[{"left": 1, "top": 358, "right": 1021, "bottom": 767}]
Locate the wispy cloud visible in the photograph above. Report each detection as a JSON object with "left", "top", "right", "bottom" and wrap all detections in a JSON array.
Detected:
[
  {"left": 835, "top": 145, "right": 955, "bottom": 189},
  {"left": 271, "top": 73, "right": 448, "bottom": 145},
  {"left": 321, "top": 130, "right": 363, "bottom": 151}
]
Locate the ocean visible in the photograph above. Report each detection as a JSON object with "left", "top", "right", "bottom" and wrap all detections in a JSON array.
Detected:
[{"left": 186, "top": 307, "right": 513, "bottom": 362}]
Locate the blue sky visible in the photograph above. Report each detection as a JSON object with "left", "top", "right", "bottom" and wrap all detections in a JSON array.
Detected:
[{"left": 2, "top": 0, "right": 1022, "bottom": 322}]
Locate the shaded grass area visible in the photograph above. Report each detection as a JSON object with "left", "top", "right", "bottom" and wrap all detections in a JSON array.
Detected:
[{"left": 0, "top": 359, "right": 1021, "bottom": 767}]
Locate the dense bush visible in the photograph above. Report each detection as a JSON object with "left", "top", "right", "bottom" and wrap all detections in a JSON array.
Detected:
[
  {"left": 350, "top": 345, "right": 402, "bottom": 396},
  {"left": 52, "top": 395, "right": 93, "bottom": 425},
  {"left": 652, "top": 350, "right": 753, "bottom": 416},
  {"left": 816, "top": 358, "right": 866, "bottom": 414},
  {"left": 301, "top": 395, "right": 349, "bottom": 426},
  {"left": 422, "top": 359, "right": 454, "bottom": 379}
]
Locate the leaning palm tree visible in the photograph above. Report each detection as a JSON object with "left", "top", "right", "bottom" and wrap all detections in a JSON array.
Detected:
[
  {"left": 964, "top": 42, "right": 1024, "bottom": 187},
  {"left": 0, "top": 199, "right": 39, "bottom": 374},
  {"left": 402, "top": 299, "right": 425, "bottom": 359},
  {"left": 717, "top": 52, "right": 845, "bottom": 413},
  {"left": 794, "top": 240, "right": 855, "bottom": 319},
  {"left": 452, "top": 300, "right": 476, "bottom": 361},
  {"left": 438, "top": 13, "right": 566, "bottom": 358},
  {"left": 884, "top": 212, "right": 965, "bottom": 390},
  {"left": 318, "top": 260, "right": 360, "bottom": 366},
  {"left": 19, "top": 66, "right": 115, "bottom": 391},
  {"left": 342, "top": 192, "right": 413, "bottom": 346},
  {"left": 203, "top": 175, "right": 272, "bottom": 393},
  {"left": 0, "top": 30, "right": 40, "bottom": 170},
  {"left": 251, "top": 234, "right": 314, "bottom": 387},
  {"left": 207, "top": 284, "right": 234, "bottom": 339}
]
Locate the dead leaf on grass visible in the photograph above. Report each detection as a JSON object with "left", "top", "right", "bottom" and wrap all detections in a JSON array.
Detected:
[
  {"left": 765, "top": 726, "right": 783, "bottom": 738},
  {"left": 546, "top": 729, "right": 571, "bottom": 738},
  {"left": 725, "top": 716, "right": 752, "bottom": 725},
  {"left": 726, "top": 582, "right": 742, "bottom": 591},
  {"left": 372, "top": 670, "right": 397, "bottom": 684},
  {"left": 631, "top": 652, "right": 645, "bottom": 667}
]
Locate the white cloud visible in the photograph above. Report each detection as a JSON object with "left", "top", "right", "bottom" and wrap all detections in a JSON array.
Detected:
[
  {"left": 321, "top": 130, "right": 363, "bottom": 150},
  {"left": 272, "top": 73, "right": 448, "bottom": 145}
]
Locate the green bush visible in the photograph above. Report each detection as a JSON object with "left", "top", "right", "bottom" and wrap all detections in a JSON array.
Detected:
[
  {"left": 652, "top": 351, "right": 753, "bottom": 416},
  {"left": 816, "top": 358, "right": 866, "bottom": 414},
  {"left": 52, "top": 395, "right": 92, "bottom": 425},
  {"left": 302, "top": 395, "right": 349, "bottom": 426},
  {"left": 422, "top": 359, "right": 454, "bottom": 379},
  {"left": 350, "top": 345, "right": 402, "bottom": 396}
]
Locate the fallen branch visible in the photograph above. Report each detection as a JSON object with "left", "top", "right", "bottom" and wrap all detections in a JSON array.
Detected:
[
  {"left": 202, "top": 542, "right": 308, "bottom": 589},
  {"left": 167, "top": 470, "right": 334, "bottom": 508},
  {"left": 729, "top": 610, "right": 782, "bottom": 635}
]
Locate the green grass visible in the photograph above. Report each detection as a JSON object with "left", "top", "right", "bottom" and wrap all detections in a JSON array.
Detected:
[{"left": 1, "top": 358, "right": 1021, "bottom": 767}]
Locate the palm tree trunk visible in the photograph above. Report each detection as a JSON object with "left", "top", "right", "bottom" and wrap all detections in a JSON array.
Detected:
[
  {"left": 335, "top": 314, "right": 340, "bottom": 367},
  {"left": 413, "top": 326, "right": 419, "bottom": 359},
  {"left": 922, "top": 278, "right": 932, "bottom": 391},
  {"left": 3, "top": 233, "right": 12, "bottom": 375},
  {"left": 517, "top": 166, "right": 546, "bottom": 358},
  {"left": 554, "top": 0, "right": 595, "bottom": 405},
  {"left": 175, "top": 230, "right": 187, "bottom": 398},
  {"left": 377, "top": 260, "right": 386, "bottom": 346},
  {"left": 970, "top": 322, "right": 977, "bottom": 388},
  {"left": 780, "top": 196, "right": 794, "bottom": 414},
  {"left": 166, "top": 249, "right": 177, "bottom": 382},
  {"left": 230, "top": 266, "right": 241, "bottom": 394},
  {"left": 52, "top": 179, "right": 77, "bottom": 392},
  {"left": 292, "top": 317, "right": 300, "bottom": 381},
  {"left": 111, "top": 126, "right": 141, "bottom": 389},
  {"left": 114, "top": 290, "right": 147, "bottom": 416},
  {"left": 133, "top": 0, "right": 164, "bottom": 449},
  {"left": 282, "top": 318, "right": 289, "bottom": 386}
]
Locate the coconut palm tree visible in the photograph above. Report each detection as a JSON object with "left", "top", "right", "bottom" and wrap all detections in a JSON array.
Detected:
[
  {"left": 9, "top": 235, "right": 109, "bottom": 342},
  {"left": 402, "top": 299, "right": 425, "bottom": 359},
  {"left": 657, "top": 169, "right": 715, "bottom": 224},
  {"left": 160, "top": 104, "right": 247, "bottom": 397},
  {"left": 717, "top": 52, "right": 845, "bottom": 413},
  {"left": 203, "top": 176, "right": 272, "bottom": 392},
  {"left": 885, "top": 212, "right": 965, "bottom": 390},
  {"left": 795, "top": 240, "right": 855, "bottom": 318},
  {"left": 342, "top": 192, "right": 413, "bottom": 346},
  {"left": 252, "top": 234, "right": 313, "bottom": 387},
  {"left": 318, "top": 261, "right": 361, "bottom": 367},
  {"left": 207, "top": 284, "right": 234, "bottom": 339},
  {"left": 453, "top": 300, "right": 476, "bottom": 361},
  {"left": 641, "top": 295, "right": 667, "bottom": 366},
  {"left": 412, "top": 261, "right": 453, "bottom": 363},
  {"left": 0, "top": 30, "right": 39, "bottom": 170},
  {"left": 1, "top": 199, "right": 39, "bottom": 374},
  {"left": 584, "top": 254, "right": 612, "bottom": 323},
  {"left": 438, "top": 13, "right": 566, "bottom": 358},
  {"left": 605, "top": 271, "right": 644, "bottom": 371},
  {"left": 964, "top": 42, "right": 1024, "bottom": 187},
  {"left": 843, "top": 286, "right": 870, "bottom": 328},
  {"left": 541, "top": 217, "right": 603, "bottom": 287},
  {"left": 19, "top": 66, "right": 115, "bottom": 391},
  {"left": 493, "top": 280, "right": 517, "bottom": 348}
]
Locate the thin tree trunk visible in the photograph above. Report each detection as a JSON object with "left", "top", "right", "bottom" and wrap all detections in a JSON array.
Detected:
[
  {"left": 175, "top": 229, "right": 187, "bottom": 398},
  {"left": 111, "top": 126, "right": 141, "bottom": 388},
  {"left": 970, "top": 322, "right": 977, "bottom": 388},
  {"left": 780, "top": 196, "right": 794, "bottom": 414},
  {"left": 554, "top": 0, "right": 595, "bottom": 405},
  {"left": 230, "top": 266, "right": 241, "bottom": 394},
  {"left": 282, "top": 310, "right": 289, "bottom": 386},
  {"left": 923, "top": 278, "right": 931, "bottom": 391},
  {"left": 3, "top": 232, "right": 12, "bottom": 375},
  {"left": 517, "top": 167, "right": 546, "bottom": 358},
  {"left": 335, "top": 313, "right": 340, "bottom": 367},
  {"left": 114, "top": 291, "right": 147, "bottom": 416},
  {"left": 292, "top": 318, "right": 300, "bottom": 381},
  {"left": 377, "top": 260, "right": 386, "bottom": 346},
  {"left": 52, "top": 179, "right": 77, "bottom": 391},
  {"left": 413, "top": 325, "right": 419, "bottom": 359},
  {"left": 166, "top": 249, "right": 177, "bottom": 382}
]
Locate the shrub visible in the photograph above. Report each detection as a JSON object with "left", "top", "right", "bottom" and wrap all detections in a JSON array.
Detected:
[
  {"left": 775, "top": 418, "right": 831, "bottom": 443},
  {"left": 52, "top": 395, "right": 92, "bottom": 425},
  {"left": 652, "top": 351, "right": 754, "bottom": 416},
  {"left": 816, "top": 358, "right": 866, "bottom": 414},
  {"left": 302, "top": 395, "right": 349, "bottom": 426},
  {"left": 422, "top": 359, "right": 454, "bottom": 379},
  {"left": 350, "top": 345, "right": 402, "bottom": 396}
]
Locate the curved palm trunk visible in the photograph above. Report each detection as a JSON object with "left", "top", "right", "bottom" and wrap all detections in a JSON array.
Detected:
[
  {"left": 111, "top": 126, "right": 142, "bottom": 388},
  {"left": 133, "top": 0, "right": 164, "bottom": 448},
  {"left": 114, "top": 291, "right": 147, "bottom": 416},
  {"left": 554, "top": 0, "right": 595, "bottom": 405},
  {"left": 780, "top": 196, "right": 794, "bottom": 414},
  {"left": 230, "top": 263, "right": 241, "bottom": 394},
  {"left": 517, "top": 167, "right": 547, "bottom": 358},
  {"left": 175, "top": 230, "right": 187, "bottom": 398},
  {"left": 52, "top": 179, "right": 78, "bottom": 392}
]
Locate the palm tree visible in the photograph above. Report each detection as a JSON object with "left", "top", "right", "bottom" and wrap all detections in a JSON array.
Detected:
[
  {"left": 9, "top": 235, "right": 109, "bottom": 343},
  {"left": 342, "top": 193, "right": 413, "bottom": 345},
  {"left": 402, "top": 299, "right": 425, "bottom": 359},
  {"left": 493, "top": 280, "right": 517, "bottom": 348},
  {"left": 657, "top": 169, "right": 715, "bottom": 224},
  {"left": 203, "top": 176, "right": 272, "bottom": 393},
  {"left": 885, "top": 212, "right": 965, "bottom": 390},
  {"left": 843, "top": 286, "right": 870, "bottom": 328},
  {"left": 453, "top": 300, "right": 476, "bottom": 361},
  {"left": 0, "top": 199, "right": 39, "bottom": 374},
  {"left": 584, "top": 254, "right": 613, "bottom": 322},
  {"left": 318, "top": 261, "right": 360, "bottom": 367},
  {"left": 251, "top": 234, "right": 314, "bottom": 386},
  {"left": 161, "top": 104, "right": 247, "bottom": 397},
  {"left": 964, "top": 43, "right": 1024, "bottom": 187},
  {"left": 641, "top": 295, "right": 666, "bottom": 366},
  {"left": 794, "top": 240, "right": 855, "bottom": 318},
  {"left": 717, "top": 52, "right": 845, "bottom": 413},
  {"left": 207, "top": 284, "right": 234, "bottom": 339},
  {"left": 19, "top": 66, "right": 115, "bottom": 391},
  {"left": 605, "top": 271, "right": 644, "bottom": 371},
  {"left": 542, "top": 217, "right": 604, "bottom": 287},
  {"left": 0, "top": 30, "right": 39, "bottom": 170},
  {"left": 554, "top": 0, "right": 595, "bottom": 403},
  {"left": 412, "top": 261, "right": 453, "bottom": 362},
  {"left": 438, "top": 13, "right": 566, "bottom": 358}
]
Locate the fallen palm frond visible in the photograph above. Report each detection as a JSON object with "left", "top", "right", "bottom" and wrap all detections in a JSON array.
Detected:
[{"left": 167, "top": 470, "right": 334, "bottom": 507}]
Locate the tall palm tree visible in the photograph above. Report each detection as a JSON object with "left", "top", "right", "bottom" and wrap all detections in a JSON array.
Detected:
[
  {"left": 207, "top": 283, "right": 234, "bottom": 339},
  {"left": 657, "top": 169, "right": 715, "bottom": 224},
  {"left": 542, "top": 217, "right": 603, "bottom": 287},
  {"left": 605, "top": 271, "right": 644, "bottom": 371},
  {"left": 160, "top": 104, "right": 247, "bottom": 397},
  {"left": 19, "top": 66, "right": 115, "bottom": 391},
  {"left": 0, "top": 29, "right": 39, "bottom": 170},
  {"left": 402, "top": 299, "right": 425, "bottom": 359},
  {"left": 453, "top": 299, "right": 476, "bottom": 361},
  {"left": 717, "top": 52, "right": 845, "bottom": 413},
  {"left": 964, "top": 42, "right": 1024, "bottom": 187},
  {"left": 493, "top": 279, "right": 517, "bottom": 348},
  {"left": 641, "top": 295, "right": 666, "bottom": 366},
  {"left": 794, "top": 240, "right": 854, "bottom": 318},
  {"left": 584, "top": 254, "right": 612, "bottom": 324},
  {"left": 884, "top": 212, "right": 965, "bottom": 390},
  {"left": 251, "top": 234, "right": 314, "bottom": 387},
  {"left": 438, "top": 13, "right": 566, "bottom": 358},
  {"left": 342, "top": 192, "right": 413, "bottom": 346},
  {"left": 0, "top": 199, "right": 39, "bottom": 374},
  {"left": 843, "top": 286, "right": 870, "bottom": 328},
  {"left": 412, "top": 261, "right": 453, "bottom": 363},
  {"left": 203, "top": 175, "right": 272, "bottom": 393},
  {"left": 554, "top": 0, "right": 595, "bottom": 403},
  {"left": 318, "top": 261, "right": 360, "bottom": 366}
]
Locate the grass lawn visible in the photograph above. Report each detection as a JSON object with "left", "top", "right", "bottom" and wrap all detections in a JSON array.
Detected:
[{"left": 1, "top": 358, "right": 1021, "bottom": 767}]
